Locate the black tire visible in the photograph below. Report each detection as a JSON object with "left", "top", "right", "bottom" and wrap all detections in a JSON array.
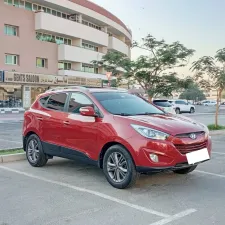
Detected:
[
  {"left": 173, "top": 165, "right": 197, "bottom": 174},
  {"left": 190, "top": 107, "right": 195, "bottom": 114},
  {"left": 25, "top": 134, "right": 48, "bottom": 167},
  {"left": 175, "top": 108, "right": 180, "bottom": 114},
  {"left": 103, "top": 145, "right": 137, "bottom": 189}
]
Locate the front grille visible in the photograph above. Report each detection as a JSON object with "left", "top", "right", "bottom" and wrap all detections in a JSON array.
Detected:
[
  {"left": 175, "top": 131, "right": 205, "bottom": 138},
  {"left": 175, "top": 141, "right": 207, "bottom": 154}
]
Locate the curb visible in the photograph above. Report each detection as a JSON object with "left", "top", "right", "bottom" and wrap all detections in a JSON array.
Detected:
[{"left": 0, "top": 153, "right": 26, "bottom": 163}]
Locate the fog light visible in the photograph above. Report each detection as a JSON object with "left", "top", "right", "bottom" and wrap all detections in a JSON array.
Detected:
[{"left": 149, "top": 153, "right": 159, "bottom": 162}]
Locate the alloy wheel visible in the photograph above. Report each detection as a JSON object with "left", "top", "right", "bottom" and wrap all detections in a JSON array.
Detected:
[
  {"left": 107, "top": 152, "right": 128, "bottom": 183},
  {"left": 27, "top": 139, "right": 40, "bottom": 163}
]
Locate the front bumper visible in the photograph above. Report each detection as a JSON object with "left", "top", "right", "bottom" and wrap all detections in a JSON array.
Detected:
[
  {"left": 136, "top": 160, "right": 209, "bottom": 173},
  {"left": 126, "top": 135, "right": 212, "bottom": 170}
]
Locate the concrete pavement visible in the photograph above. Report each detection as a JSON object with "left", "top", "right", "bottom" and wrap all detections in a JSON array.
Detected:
[{"left": 0, "top": 136, "right": 224, "bottom": 225}]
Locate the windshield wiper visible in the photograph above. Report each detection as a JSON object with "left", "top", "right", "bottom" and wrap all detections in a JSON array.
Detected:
[
  {"left": 114, "top": 113, "right": 134, "bottom": 116},
  {"left": 134, "top": 112, "right": 164, "bottom": 116}
]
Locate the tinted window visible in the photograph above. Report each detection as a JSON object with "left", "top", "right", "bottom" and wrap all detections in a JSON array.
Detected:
[
  {"left": 46, "top": 93, "right": 67, "bottom": 111},
  {"left": 40, "top": 96, "right": 49, "bottom": 106},
  {"left": 175, "top": 100, "right": 186, "bottom": 105},
  {"left": 92, "top": 92, "right": 163, "bottom": 115},
  {"left": 68, "top": 92, "right": 94, "bottom": 114},
  {"left": 153, "top": 101, "right": 172, "bottom": 107}
]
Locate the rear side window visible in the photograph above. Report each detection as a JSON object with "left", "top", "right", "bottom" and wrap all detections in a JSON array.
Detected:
[
  {"left": 175, "top": 100, "right": 186, "bottom": 105},
  {"left": 46, "top": 93, "right": 67, "bottom": 111}
]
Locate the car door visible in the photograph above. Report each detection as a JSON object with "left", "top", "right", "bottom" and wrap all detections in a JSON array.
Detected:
[
  {"left": 41, "top": 92, "right": 69, "bottom": 155},
  {"left": 61, "top": 92, "right": 99, "bottom": 159}
]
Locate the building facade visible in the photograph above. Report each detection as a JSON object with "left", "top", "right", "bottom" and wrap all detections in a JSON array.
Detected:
[{"left": 0, "top": 0, "right": 132, "bottom": 107}]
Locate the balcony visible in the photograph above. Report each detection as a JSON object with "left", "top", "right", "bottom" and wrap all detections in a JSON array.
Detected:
[
  {"left": 35, "top": 12, "right": 108, "bottom": 46},
  {"left": 58, "top": 44, "right": 104, "bottom": 64},
  {"left": 58, "top": 69, "right": 116, "bottom": 80},
  {"left": 108, "top": 36, "right": 130, "bottom": 57}
]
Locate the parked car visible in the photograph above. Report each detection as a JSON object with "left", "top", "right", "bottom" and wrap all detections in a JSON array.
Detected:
[
  {"left": 23, "top": 87, "right": 211, "bottom": 189},
  {"left": 202, "top": 100, "right": 217, "bottom": 106},
  {"left": 153, "top": 100, "right": 175, "bottom": 114},
  {"left": 168, "top": 100, "right": 195, "bottom": 114}
]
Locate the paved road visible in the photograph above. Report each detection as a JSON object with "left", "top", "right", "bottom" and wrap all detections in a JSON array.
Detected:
[{"left": 0, "top": 136, "right": 224, "bottom": 225}]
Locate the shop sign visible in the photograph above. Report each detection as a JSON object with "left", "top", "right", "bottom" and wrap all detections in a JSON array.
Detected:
[
  {"left": 67, "top": 76, "right": 102, "bottom": 87},
  {"left": 4, "top": 71, "right": 102, "bottom": 87}
]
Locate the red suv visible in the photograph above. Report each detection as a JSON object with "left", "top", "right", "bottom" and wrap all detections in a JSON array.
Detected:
[{"left": 23, "top": 87, "right": 211, "bottom": 189}]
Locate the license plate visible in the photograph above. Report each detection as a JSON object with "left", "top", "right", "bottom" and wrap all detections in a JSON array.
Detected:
[{"left": 186, "top": 148, "right": 210, "bottom": 165}]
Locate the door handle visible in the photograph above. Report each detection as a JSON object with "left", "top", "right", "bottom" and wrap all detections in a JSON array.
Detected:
[
  {"left": 37, "top": 117, "right": 43, "bottom": 121},
  {"left": 63, "top": 121, "right": 70, "bottom": 125}
]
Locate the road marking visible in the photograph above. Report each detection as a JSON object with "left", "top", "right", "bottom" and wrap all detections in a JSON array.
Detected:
[
  {"left": 213, "top": 152, "right": 225, "bottom": 155},
  {"left": 196, "top": 170, "right": 225, "bottom": 178},
  {"left": 149, "top": 209, "right": 197, "bottom": 225},
  {"left": 0, "top": 165, "right": 170, "bottom": 218},
  {"left": 0, "top": 138, "right": 21, "bottom": 144}
]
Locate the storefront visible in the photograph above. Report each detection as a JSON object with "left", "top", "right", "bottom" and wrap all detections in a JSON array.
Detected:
[{"left": 1, "top": 71, "right": 102, "bottom": 108}]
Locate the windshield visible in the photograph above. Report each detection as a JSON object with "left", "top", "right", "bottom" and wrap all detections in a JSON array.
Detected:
[
  {"left": 92, "top": 92, "right": 164, "bottom": 116},
  {"left": 153, "top": 101, "right": 172, "bottom": 107}
]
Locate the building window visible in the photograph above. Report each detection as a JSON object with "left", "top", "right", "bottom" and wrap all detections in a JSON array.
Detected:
[
  {"left": 4, "top": 25, "right": 18, "bottom": 36},
  {"left": 36, "top": 58, "right": 47, "bottom": 68},
  {"left": 82, "top": 42, "right": 98, "bottom": 52},
  {"left": 82, "top": 64, "right": 98, "bottom": 74},
  {"left": 25, "top": 1, "right": 32, "bottom": 10},
  {"left": 58, "top": 62, "right": 72, "bottom": 70},
  {"left": 36, "top": 32, "right": 72, "bottom": 45},
  {"left": 5, "top": 54, "right": 18, "bottom": 65},
  {"left": 14, "top": 0, "right": 19, "bottom": 7},
  {"left": 4, "top": 0, "right": 13, "bottom": 5},
  {"left": 32, "top": 4, "right": 38, "bottom": 11},
  {"left": 19, "top": 0, "right": 25, "bottom": 8}
]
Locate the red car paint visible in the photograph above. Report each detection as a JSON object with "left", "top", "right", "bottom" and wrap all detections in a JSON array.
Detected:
[{"left": 23, "top": 88, "right": 211, "bottom": 171}]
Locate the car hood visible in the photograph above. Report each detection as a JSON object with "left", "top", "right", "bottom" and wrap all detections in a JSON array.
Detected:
[{"left": 116, "top": 114, "right": 205, "bottom": 136}]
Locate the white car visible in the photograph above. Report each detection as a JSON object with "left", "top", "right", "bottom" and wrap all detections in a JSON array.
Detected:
[
  {"left": 168, "top": 100, "right": 195, "bottom": 114},
  {"left": 202, "top": 100, "right": 217, "bottom": 106},
  {"left": 153, "top": 100, "right": 175, "bottom": 114}
]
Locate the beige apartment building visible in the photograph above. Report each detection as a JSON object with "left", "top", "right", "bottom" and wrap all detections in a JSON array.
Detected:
[{"left": 0, "top": 0, "right": 132, "bottom": 107}]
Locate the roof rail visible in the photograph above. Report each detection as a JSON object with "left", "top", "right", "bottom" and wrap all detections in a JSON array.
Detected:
[{"left": 45, "top": 86, "right": 87, "bottom": 93}]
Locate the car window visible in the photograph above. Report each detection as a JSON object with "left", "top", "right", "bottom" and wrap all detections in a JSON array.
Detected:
[
  {"left": 92, "top": 92, "right": 164, "bottom": 115},
  {"left": 175, "top": 100, "right": 186, "bottom": 105},
  {"left": 153, "top": 101, "right": 172, "bottom": 107},
  {"left": 39, "top": 96, "right": 49, "bottom": 106},
  {"left": 68, "top": 92, "right": 94, "bottom": 114},
  {"left": 46, "top": 93, "right": 67, "bottom": 111}
]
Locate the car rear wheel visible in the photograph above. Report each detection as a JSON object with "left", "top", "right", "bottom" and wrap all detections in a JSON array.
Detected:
[
  {"left": 103, "top": 145, "right": 137, "bottom": 189},
  {"left": 26, "top": 134, "right": 48, "bottom": 167},
  {"left": 173, "top": 165, "right": 197, "bottom": 174},
  {"left": 190, "top": 107, "right": 195, "bottom": 113},
  {"left": 175, "top": 108, "right": 180, "bottom": 114}
]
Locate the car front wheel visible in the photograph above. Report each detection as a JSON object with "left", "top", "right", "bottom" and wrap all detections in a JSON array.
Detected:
[
  {"left": 103, "top": 145, "right": 137, "bottom": 189},
  {"left": 173, "top": 165, "right": 197, "bottom": 174},
  {"left": 26, "top": 134, "right": 48, "bottom": 167}
]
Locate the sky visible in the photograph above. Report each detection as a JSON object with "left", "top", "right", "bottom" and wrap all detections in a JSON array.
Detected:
[{"left": 91, "top": 0, "right": 225, "bottom": 76}]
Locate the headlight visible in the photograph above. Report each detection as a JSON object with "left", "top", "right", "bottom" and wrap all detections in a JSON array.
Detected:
[{"left": 131, "top": 124, "right": 169, "bottom": 140}]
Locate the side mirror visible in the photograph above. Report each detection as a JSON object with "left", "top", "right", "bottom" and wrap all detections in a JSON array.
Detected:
[{"left": 79, "top": 106, "right": 96, "bottom": 117}]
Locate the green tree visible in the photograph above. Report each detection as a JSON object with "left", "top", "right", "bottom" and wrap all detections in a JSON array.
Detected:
[
  {"left": 179, "top": 83, "right": 206, "bottom": 102},
  {"left": 191, "top": 49, "right": 225, "bottom": 127},
  {"left": 93, "top": 34, "right": 195, "bottom": 101}
]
